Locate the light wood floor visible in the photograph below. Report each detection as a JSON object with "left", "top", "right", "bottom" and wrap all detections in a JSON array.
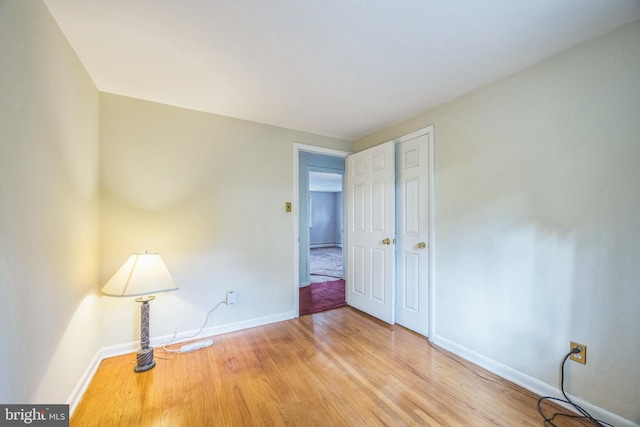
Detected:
[{"left": 72, "top": 307, "right": 586, "bottom": 426}]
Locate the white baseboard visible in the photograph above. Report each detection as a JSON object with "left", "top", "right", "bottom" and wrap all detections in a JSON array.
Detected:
[
  {"left": 432, "top": 334, "right": 639, "bottom": 427},
  {"left": 71, "top": 311, "right": 296, "bottom": 415},
  {"left": 102, "top": 311, "right": 296, "bottom": 359},
  {"left": 67, "top": 349, "right": 102, "bottom": 416},
  {"left": 152, "top": 311, "right": 296, "bottom": 350},
  {"left": 309, "top": 243, "right": 342, "bottom": 248}
]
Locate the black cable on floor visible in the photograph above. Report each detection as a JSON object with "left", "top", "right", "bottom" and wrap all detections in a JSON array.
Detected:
[{"left": 537, "top": 348, "right": 614, "bottom": 427}]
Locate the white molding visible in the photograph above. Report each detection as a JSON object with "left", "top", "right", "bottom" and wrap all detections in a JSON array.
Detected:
[
  {"left": 67, "top": 349, "right": 102, "bottom": 416},
  {"left": 154, "top": 311, "right": 296, "bottom": 350},
  {"left": 294, "top": 143, "right": 351, "bottom": 158},
  {"left": 427, "top": 125, "right": 435, "bottom": 340},
  {"left": 395, "top": 127, "right": 430, "bottom": 143},
  {"left": 101, "top": 311, "right": 296, "bottom": 359},
  {"left": 432, "top": 334, "right": 639, "bottom": 427},
  {"left": 293, "top": 145, "right": 300, "bottom": 316},
  {"left": 309, "top": 242, "right": 341, "bottom": 248},
  {"left": 100, "top": 340, "right": 140, "bottom": 360}
]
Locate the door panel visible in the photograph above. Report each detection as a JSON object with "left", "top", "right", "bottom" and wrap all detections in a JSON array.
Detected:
[
  {"left": 346, "top": 141, "right": 395, "bottom": 324},
  {"left": 403, "top": 252, "right": 420, "bottom": 311},
  {"left": 353, "top": 183, "right": 365, "bottom": 231},
  {"left": 395, "top": 131, "right": 430, "bottom": 336},
  {"left": 371, "top": 248, "right": 386, "bottom": 301},
  {"left": 353, "top": 246, "right": 365, "bottom": 295},
  {"left": 404, "top": 177, "right": 420, "bottom": 235},
  {"left": 372, "top": 179, "right": 386, "bottom": 230}
]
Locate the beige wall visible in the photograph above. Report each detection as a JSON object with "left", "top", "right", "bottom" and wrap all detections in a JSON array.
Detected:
[
  {"left": 355, "top": 20, "right": 640, "bottom": 422},
  {"left": 99, "top": 93, "right": 350, "bottom": 347},
  {"left": 0, "top": 0, "right": 101, "bottom": 404}
]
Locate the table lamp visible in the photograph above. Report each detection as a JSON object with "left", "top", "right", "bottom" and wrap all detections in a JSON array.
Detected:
[{"left": 101, "top": 252, "right": 179, "bottom": 372}]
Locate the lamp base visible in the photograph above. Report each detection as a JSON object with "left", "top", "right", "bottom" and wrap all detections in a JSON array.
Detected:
[{"left": 134, "top": 347, "right": 156, "bottom": 373}]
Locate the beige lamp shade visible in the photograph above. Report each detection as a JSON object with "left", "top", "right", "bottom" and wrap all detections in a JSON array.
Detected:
[{"left": 101, "top": 252, "right": 179, "bottom": 297}]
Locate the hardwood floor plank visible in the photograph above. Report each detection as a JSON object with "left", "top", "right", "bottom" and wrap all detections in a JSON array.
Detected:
[{"left": 72, "top": 307, "right": 588, "bottom": 426}]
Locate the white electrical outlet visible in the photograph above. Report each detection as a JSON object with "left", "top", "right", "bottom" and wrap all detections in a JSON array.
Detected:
[{"left": 226, "top": 291, "right": 236, "bottom": 305}]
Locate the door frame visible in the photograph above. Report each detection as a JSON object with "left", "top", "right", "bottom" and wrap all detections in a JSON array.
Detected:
[{"left": 293, "top": 144, "right": 351, "bottom": 317}]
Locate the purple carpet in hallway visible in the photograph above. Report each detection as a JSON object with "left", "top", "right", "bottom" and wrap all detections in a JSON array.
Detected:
[{"left": 299, "top": 279, "right": 346, "bottom": 315}]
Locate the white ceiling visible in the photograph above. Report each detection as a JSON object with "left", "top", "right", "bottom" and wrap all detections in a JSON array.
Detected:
[{"left": 43, "top": 0, "right": 640, "bottom": 141}]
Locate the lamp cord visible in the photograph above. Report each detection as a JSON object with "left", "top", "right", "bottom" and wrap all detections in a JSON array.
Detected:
[{"left": 157, "top": 300, "right": 227, "bottom": 354}]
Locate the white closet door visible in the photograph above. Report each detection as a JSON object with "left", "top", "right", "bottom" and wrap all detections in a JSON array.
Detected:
[{"left": 395, "top": 129, "right": 431, "bottom": 336}]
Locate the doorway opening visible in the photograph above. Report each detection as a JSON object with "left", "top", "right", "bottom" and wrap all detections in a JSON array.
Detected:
[
  {"left": 309, "top": 171, "right": 344, "bottom": 284},
  {"left": 296, "top": 149, "right": 348, "bottom": 315}
]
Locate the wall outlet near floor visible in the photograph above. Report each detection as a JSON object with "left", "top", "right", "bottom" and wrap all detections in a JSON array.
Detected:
[
  {"left": 226, "top": 291, "right": 236, "bottom": 305},
  {"left": 570, "top": 341, "right": 587, "bottom": 364}
]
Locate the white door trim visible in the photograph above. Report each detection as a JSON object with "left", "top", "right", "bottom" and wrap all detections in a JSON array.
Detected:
[
  {"left": 293, "top": 144, "right": 351, "bottom": 317},
  {"left": 426, "top": 126, "right": 436, "bottom": 340}
]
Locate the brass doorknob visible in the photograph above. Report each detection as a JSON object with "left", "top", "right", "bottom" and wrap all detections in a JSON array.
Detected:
[
  {"left": 417, "top": 242, "right": 427, "bottom": 249},
  {"left": 382, "top": 238, "right": 392, "bottom": 245}
]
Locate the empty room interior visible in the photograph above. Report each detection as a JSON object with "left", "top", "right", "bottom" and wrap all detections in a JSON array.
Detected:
[{"left": 1, "top": 1, "right": 639, "bottom": 426}]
